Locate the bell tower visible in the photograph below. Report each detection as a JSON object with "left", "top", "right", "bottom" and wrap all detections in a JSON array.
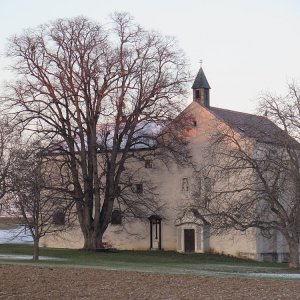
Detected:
[{"left": 192, "top": 65, "right": 211, "bottom": 107}]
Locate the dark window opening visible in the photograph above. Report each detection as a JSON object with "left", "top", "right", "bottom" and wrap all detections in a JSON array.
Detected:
[
  {"left": 116, "top": 185, "right": 121, "bottom": 197},
  {"left": 111, "top": 209, "right": 122, "bottom": 225},
  {"left": 145, "top": 159, "right": 153, "bottom": 168},
  {"left": 53, "top": 211, "right": 65, "bottom": 225},
  {"left": 195, "top": 90, "right": 200, "bottom": 99},
  {"left": 193, "top": 120, "right": 197, "bottom": 127},
  {"left": 182, "top": 177, "right": 189, "bottom": 191},
  {"left": 135, "top": 183, "right": 143, "bottom": 194}
]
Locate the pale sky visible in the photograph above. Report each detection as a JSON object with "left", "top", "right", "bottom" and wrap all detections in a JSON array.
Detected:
[{"left": 0, "top": 0, "right": 300, "bottom": 113}]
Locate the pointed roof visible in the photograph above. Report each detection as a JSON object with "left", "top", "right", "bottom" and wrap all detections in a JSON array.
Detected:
[{"left": 192, "top": 67, "right": 211, "bottom": 89}]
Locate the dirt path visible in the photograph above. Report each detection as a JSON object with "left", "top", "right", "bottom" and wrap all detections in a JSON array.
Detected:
[{"left": 0, "top": 264, "right": 300, "bottom": 299}]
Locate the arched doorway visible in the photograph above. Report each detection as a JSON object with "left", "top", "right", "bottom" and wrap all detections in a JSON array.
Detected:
[{"left": 175, "top": 209, "right": 210, "bottom": 253}]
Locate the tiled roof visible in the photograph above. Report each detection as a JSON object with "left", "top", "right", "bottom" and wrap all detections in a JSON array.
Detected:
[
  {"left": 209, "top": 106, "right": 295, "bottom": 145},
  {"left": 192, "top": 68, "right": 211, "bottom": 89}
]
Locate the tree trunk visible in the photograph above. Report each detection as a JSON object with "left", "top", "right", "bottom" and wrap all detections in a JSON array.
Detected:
[
  {"left": 33, "top": 237, "right": 39, "bottom": 261},
  {"left": 32, "top": 222, "right": 40, "bottom": 261},
  {"left": 287, "top": 239, "right": 299, "bottom": 269},
  {"left": 80, "top": 190, "right": 112, "bottom": 250},
  {"left": 82, "top": 229, "right": 102, "bottom": 250}
]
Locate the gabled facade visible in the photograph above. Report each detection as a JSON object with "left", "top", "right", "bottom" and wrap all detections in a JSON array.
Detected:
[{"left": 41, "top": 68, "right": 299, "bottom": 263}]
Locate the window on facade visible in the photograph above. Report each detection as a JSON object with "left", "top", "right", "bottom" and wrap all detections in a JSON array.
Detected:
[
  {"left": 195, "top": 90, "right": 200, "bottom": 99},
  {"left": 204, "top": 177, "right": 212, "bottom": 193},
  {"left": 145, "top": 159, "right": 153, "bottom": 169},
  {"left": 204, "top": 196, "right": 210, "bottom": 209},
  {"left": 134, "top": 183, "right": 143, "bottom": 194},
  {"left": 116, "top": 185, "right": 121, "bottom": 197},
  {"left": 111, "top": 209, "right": 122, "bottom": 225},
  {"left": 52, "top": 210, "right": 65, "bottom": 225},
  {"left": 182, "top": 177, "right": 189, "bottom": 192}
]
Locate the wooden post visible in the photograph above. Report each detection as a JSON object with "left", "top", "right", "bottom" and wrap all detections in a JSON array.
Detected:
[
  {"left": 149, "top": 219, "right": 153, "bottom": 249},
  {"left": 158, "top": 219, "right": 162, "bottom": 250}
]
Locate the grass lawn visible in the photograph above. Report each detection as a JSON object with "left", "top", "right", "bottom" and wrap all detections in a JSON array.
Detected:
[
  {"left": 0, "top": 244, "right": 298, "bottom": 278},
  {"left": 0, "top": 222, "right": 19, "bottom": 230},
  {"left": 1, "top": 245, "right": 299, "bottom": 299}
]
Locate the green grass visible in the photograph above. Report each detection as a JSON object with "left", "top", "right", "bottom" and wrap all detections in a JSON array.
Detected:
[
  {"left": 0, "top": 244, "right": 297, "bottom": 278},
  {"left": 0, "top": 223, "right": 19, "bottom": 230}
]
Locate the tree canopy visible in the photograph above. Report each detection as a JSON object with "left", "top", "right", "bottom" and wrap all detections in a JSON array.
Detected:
[{"left": 5, "top": 13, "right": 190, "bottom": 249}]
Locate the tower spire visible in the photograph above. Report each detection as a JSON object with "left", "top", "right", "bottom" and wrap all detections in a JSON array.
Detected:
[{"left": 192, "top": 65, "right": 210, "bottom": 107}]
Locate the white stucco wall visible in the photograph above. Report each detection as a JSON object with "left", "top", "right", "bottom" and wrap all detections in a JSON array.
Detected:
[{"left": 41, "top": 102, "right": 271, "bottom": 261}]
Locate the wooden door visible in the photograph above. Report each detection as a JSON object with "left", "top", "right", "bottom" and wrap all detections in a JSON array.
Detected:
[{"left": 184, "top": 229, "right": 195, "bottom": 253}]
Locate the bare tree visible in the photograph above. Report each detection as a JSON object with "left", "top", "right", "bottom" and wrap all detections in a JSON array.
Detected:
[
  {"left": 5, "top": 13, "right": 190, "bottom": 250},
  {"left": 0, "top": 118, "right": 20, "bottom": 214},
  {"left": 10, "top": 143, "right": 74, "bottom": 260},
  {"left": 192, "top": 84, "right": 300, "bottom": 269}
]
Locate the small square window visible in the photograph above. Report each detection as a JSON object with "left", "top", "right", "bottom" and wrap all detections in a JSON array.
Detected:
[
  {"left": 135, "top": 183, "right": 143, "bottom": 194},
  {"left": 111, "top": 209, "right": 122, "bottom": 225},
  {"left": 52, "top": 211, "right": 65, "bottom": 225},
  {"left": 145, "top": 160, "right": 153, "bottom": 168},
  {"left": 182, "top": 178, "right": 189, "bottom": 191}
]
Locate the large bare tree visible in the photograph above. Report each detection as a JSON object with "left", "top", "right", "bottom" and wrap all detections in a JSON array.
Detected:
[
  {"left": 192, "top": 84, "right": 300, "bottom": 269},
  {"left": 5, "top": 13, "right": 190, "bottom": 250}
]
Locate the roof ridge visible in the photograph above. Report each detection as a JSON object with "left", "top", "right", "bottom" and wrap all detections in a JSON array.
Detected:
[{"left": 210, "top": 106, "right": 267, "bottom": 119}]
